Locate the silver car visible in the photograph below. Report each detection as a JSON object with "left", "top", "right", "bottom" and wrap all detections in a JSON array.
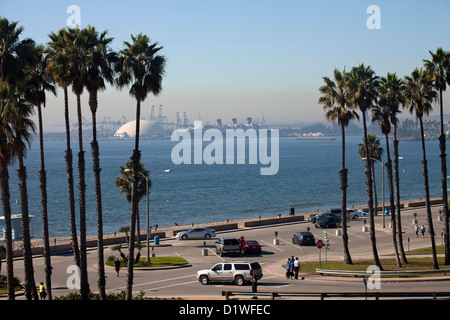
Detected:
[
  {"left": 197, "top": 261, "right": 263, "bottom": 286},
  {"left": 175, "top": 227, "right": 216, "bottom": 240}
]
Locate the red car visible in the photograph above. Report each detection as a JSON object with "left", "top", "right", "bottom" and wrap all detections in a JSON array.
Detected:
[{"left": 242, "top": 240, "right": 262, "bottom": 254}]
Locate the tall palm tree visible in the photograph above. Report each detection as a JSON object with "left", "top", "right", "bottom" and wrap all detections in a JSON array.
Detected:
[
  {"left": 0, "top": 85, "right": 17, "bottom": 300},
  {"left": 404, "top": 67, "right": 439, "bottom": 269},
  {"left": 46, "top": 28, "right": 80, "bottom": 269},
  {"left": 372, "top": 95, "right": 401, "bottom": 267},
  {"left": 318, "top": 67, "right": 358, "bottom": 265},
  {"left": 11, "top": 90, "right": 38, "bottom": 300},
  {"left": 65, "top": 27, "right": 90, "bottom": 299},
  {"left": 0, "top": 16, "right": 35, "bottom": 300},
  {"left": 348, "top": 64, "right": 383, "bottom": 270},
  {"left": 115, "top": 33, "right": 166, "bottom": 299},
  {"left": 25, "top": 44, "right": 56, "bottom": 299},
  {"left": 423, "top": 47, "right": 450, "bottom": 265},
  {"left": 84, "top": 26, "right": 116, "bottom": 300},
  {"left": 379, "top": 73, "right": 408, "bottom": 265}
]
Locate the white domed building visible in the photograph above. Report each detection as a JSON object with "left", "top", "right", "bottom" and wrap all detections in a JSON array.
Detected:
[{"left": 114, "top": 120, "right": 167, "bottom": 139}]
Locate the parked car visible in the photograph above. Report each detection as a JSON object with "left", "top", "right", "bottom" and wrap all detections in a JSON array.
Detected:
[
  {"left": 197, "top": 261, "right": 263, "bottom": 286},
  {"left": 315, "top": 215, "right": 341, "bottom": 228},
  {"left": 292, "top": 231, "right": 315, "bottom": 246},
  {"left": 175, "top": 227, "right": 216, "bottom": 240},
  {"left": 309, "top": 208, "right": 360, "bottom": 223},
  {"left": 346, "top": 209, "right": 360, "bottom": 220},
  {"left": 308, "top": 208, "right": 341, "bottom": 223},
  {"left": 215, "top": 237, "right": 240, "bottom": 256},
  {"left": 242, "top": 240, "right": 262, "bottom": 254}
]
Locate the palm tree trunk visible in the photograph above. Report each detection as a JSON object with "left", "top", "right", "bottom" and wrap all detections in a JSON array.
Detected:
[
  {"left": 372, "top": 162, "right": 378, "bottom": 216},
  {"left": 438, "top": 88, "right": 449, "bottom": 265},
  {"left": 385, "top": 134, "right": 401, "bottom": 267},
  {"left": 127, "top": 98, "right": 141, "bottom": 300},
  {"left": 63, "top": 86, "right": 80, "bottom": 268},
  {"left": 340, "top": 124, "right": 352, "bottom": 264},
  {"left": 17, "top": 154, "right": 38, "bottom": 300},
  {"left": 76, "top": 93, "right": 90, "bottom": 299},
  {"left": 89, "top": 89, "right": 106, "bottom": 300},
  {"left": 362, "top": 111, "right": 383, "bottom": 270},
  {"left": 393, "top": 125, "right": 408, "bottom": 264},
  {"left": 37, "top": 103, "right": 52, "bottom": 300},
  {"left": 0, "top": 161, "right": 15, "bottom": 300},
  {"left": 419, "top": 117, "right": 439, "bottom": 269}
]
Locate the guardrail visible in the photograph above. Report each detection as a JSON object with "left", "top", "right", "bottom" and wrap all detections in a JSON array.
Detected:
[
  {"left": 222, "top": 291, "right": 450, "bottom": 300},
  {"left": 316, "top": 268, "right": 450, "bottom": 276}
]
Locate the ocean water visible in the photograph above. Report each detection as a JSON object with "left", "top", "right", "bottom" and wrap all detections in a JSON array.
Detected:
[{"left": 1, "top": 135, "right": 446, "bottom": 238}]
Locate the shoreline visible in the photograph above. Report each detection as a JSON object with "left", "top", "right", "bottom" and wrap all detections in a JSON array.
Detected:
[{"left": 10, "top": 197, "right": 444, "bottom": 258}]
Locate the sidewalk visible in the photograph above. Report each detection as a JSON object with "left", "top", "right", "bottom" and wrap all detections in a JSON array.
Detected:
[{"left": 263, "top": 258, "right": 450, "bottom": 283}]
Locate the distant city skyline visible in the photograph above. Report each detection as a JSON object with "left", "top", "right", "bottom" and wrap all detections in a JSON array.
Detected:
[{"left": 2, "top": 0, "right": 450, "bottom": 131}]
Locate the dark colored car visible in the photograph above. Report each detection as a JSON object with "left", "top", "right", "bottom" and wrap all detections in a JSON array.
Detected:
[
  {"left": 308, "top": 208, "right": 341, "bottom": 223},
  {"left": 242, "top": 240, "right": 262, "bottom": 254},
  {"left": 315, "top": 215, "right": 341, "bottom": 228},
  {"left": 292, "top": 231, "right": 315, "bottom": 246}
]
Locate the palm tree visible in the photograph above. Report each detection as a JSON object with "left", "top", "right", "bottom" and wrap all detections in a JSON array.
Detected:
[
  {"left": 404, "top": 67, "right": 439, "bottom": 269},
  {"left": 84, "top": 26, "right": 116, "bottom": 300},
  {"left": 115, "top": 159, "right": 151, "bottom": 243},
  {"left": 46, "top": 28, "right": 80, "bottom": 269},
  {"left": 25, "top": 43, "right": 56, "bottom": 299},
  {"left": 379, "top": 73, "right": 408, "bottom": 265},
  {"left": 115, "top": 33, "right": 166, "bottom": 300},
  {"left": 372, "top": 95, "right": 401, "bottom": 267},
  {"left": 423, "top": 48, "right": 450, "bottom": 265},
  {"left": 318, "top": 67, "right": 358, "bottom": 265},
  {"left": 0, "top": 16, "right": 35, "bottom": 300},
  {"left": 0, "top": 84, "right": 17, "bottom": 300},
  {"left": 115, "top": 159, "right": 150, "bottom": 203},
  {"left": 358, "top": 135, "right": 383, "bottom": 219},
  {"left": 11, "top": 89, "right": 38, "bottom": 300},
  {"left": 65, "top": 27, "right": 90, "bottom": 299},
  {"left": 348, "top": 64, "right": 383, "bottom": 270}
]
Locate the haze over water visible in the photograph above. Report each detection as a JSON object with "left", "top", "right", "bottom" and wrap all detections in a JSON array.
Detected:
[{"left": 2, "top": 136, "right": 446, "bottom": 238}]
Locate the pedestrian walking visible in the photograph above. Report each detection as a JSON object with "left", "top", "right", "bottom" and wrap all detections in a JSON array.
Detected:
[
  {"left": 294, "top": 257, "right": 300, "bottom": 279},
  {"left": 39, "top": 282, "right": 47, "bottom": 300},
  {"left": 289, "top": 206, "right": 295, "bottom": 216},
  {"left": 289, "top": 255, "right": 295, "bottom": 278},
  {"left": 115, "top": 257, "right": 121, "bottom": 277},
  {"left": 415, "top": 224, "right": 419, "bottom": 238},
  {"left": 420, "top": 224, "right": 426, "bottom": 237},
  {"left": 286, "top": 258, "right": 292, "bottom": 278},
  {"left": 251, "top": 275, "right": 258, "bottom": 299}
]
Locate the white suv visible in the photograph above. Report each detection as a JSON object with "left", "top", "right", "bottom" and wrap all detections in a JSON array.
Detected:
[{"left": 197, "top": 261, "right": 263, "bottom": 286}]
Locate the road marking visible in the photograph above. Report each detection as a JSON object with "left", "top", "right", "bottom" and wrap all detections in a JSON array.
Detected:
[
  {"left": 208, "top": 248, "right": 225, "bottom": 261},
  {"left": 279, "top": 238, "right": 303, "bottom": 249},
  {"left": 260, "top": 240, "right": 285, "bottom": 252}
]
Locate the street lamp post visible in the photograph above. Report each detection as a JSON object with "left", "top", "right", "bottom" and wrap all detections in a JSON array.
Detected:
[
  {"left": 363, "top": 156, "right": 403, "bottom": 228},
  {"left": 124, "top": 168, "right": 171, "bottom": 263}
]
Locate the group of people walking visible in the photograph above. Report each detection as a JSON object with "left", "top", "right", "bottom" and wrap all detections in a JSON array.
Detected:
[{"left": 286, "top": 256, "right": 302, "bottom": 280}]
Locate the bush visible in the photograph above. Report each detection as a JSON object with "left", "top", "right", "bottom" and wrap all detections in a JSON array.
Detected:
[{"left": 54, "top": 290, "right": 145, "bottom": 300}]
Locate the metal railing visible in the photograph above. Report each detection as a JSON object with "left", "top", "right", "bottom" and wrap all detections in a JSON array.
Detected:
[
  {"left": 316, "top": 268, "right": 450, "bottom": 276},
  {"left": 222, "top": 290, "right": 450, "bottom": 300}
]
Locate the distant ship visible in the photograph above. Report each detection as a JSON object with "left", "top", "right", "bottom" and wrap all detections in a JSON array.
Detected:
[{"left": 296, "top": 132, "right": 335, "bottom": 140}]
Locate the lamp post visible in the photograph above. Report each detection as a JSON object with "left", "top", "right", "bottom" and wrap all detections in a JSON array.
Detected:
[
  {"left": 363, "top": 156, "right": 403, "bottom": 228},
  {"left": 124, "top": 168, "right": 171, "bottom": 262}
]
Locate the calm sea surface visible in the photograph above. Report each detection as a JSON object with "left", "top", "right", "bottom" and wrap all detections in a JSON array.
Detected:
[{"left": 1, "top": 135, "right": 447, "bottom": 238}]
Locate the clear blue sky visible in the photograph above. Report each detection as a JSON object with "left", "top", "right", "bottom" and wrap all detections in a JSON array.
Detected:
[{"left": 2, "top": 0, "right": 450, "bottom": 129}]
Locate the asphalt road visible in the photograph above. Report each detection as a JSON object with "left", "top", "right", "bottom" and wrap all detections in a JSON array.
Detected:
[{"left": 6, "top": 204, "right": 450, "bottom": 300}]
